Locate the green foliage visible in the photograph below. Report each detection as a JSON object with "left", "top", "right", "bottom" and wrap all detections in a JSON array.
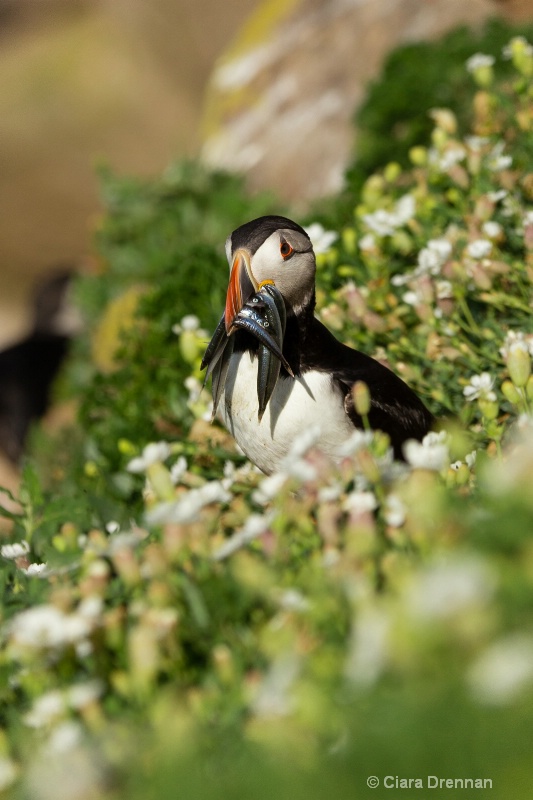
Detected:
[
  {"left": 344, "top": 18, "right": 533, "bottom": 197},
  {"left": 1, "top": 27, "right": 533, "bottom": 800},
  {"left": 59, "top": 162, "right": 278, "bottom": 514}
]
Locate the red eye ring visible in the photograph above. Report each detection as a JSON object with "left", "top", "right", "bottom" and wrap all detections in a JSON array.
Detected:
[{"left": 280, "top": 240, "right": 294, "bottom": 259}]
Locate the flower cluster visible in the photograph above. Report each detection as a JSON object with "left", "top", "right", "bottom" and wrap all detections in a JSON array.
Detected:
[{"left": 0, "top": 34, "right": 532, "bottom": 800}]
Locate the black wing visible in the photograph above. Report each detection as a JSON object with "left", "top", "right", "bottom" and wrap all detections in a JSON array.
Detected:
[{"left": 301, "top": 319, "right": 433, "bottom": 459}]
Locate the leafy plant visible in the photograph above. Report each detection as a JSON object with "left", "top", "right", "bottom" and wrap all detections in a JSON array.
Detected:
[{"left": 1, "top": 28, "right": 533, "bottom": 800}]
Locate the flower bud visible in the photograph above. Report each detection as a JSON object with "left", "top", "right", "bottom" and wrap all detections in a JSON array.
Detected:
[
  {"left": 478, "top": 397, "right": 499, "bottom": 420},
  {"left": 84, "top": 460, "right": 98, "bottom": 478},
  {"left": 430, "top": 108, "right": 457, "bottom": 134},
  {"left": 384, "top": 161, "right": 402, "bottom": 182},
  {"left": 342, "top": 227, "right": 357, "bottom": 254},
  {"left": 179, "top": 330, "right": 199, "bottom": 364},
  {"left": 466, "top": 53, "right": 495, "bottom": 88},
  {"left": 409, "top": 146, "right": 427, "bottom": 166},
  {"left": 146, "top": 462, "right": 175, "bottom": 502},
  {"left": 454, "top": 463, "right": 471, "bottom": 486},
  {"left": 501, "top": 379, "right": 521, "bottom": 405},
  {"left": 431, "top": 127, "right": 448, "bottom": 150},
  {"left": 118, "top": 438, "right": 136, "bottom": 455},
  {"left": 507, "top": 36, "right": 533, "bottom": 77},
  {"left": 129, "top": 624, "right": 159, "bottom": 691},
  {"left": 352, "top": 381, "right": 371, "bottom": 416},
  {"left": 362, "top": 175, "right": 385, "bottom": 205},
  {"left": 507, "top": 344, "right": 531, "bottom": 388}
]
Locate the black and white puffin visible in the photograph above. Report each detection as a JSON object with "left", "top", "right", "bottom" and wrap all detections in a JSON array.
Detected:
[{"left": 203, "top": 215, "right": 433, "bottom": 474}]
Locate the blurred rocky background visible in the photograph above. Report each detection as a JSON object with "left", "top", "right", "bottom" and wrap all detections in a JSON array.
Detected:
[{"left": 0, "top": 0, "right": 532, "bottom": 488}]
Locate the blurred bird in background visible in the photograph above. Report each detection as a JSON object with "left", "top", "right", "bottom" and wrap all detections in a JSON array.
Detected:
[{"left": 0, "top": 270, "right": 78, "bottom": 465}]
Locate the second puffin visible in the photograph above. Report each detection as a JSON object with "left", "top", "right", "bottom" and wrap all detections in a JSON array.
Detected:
[{"left": 202, "top": 215, "right": 433, "bottom": 474}]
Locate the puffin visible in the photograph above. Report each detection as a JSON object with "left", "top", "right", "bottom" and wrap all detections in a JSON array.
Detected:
[
  {"left": 203, "top": 215, "right": 433, "bottom": 474},
  {"left": 0, "top": 270, "right": 75, "bottom": 464}
]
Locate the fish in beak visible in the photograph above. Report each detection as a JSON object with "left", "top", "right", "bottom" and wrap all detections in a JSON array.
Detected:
[{"left": 224, "top": 248, "right": 257, "bottom": 334}]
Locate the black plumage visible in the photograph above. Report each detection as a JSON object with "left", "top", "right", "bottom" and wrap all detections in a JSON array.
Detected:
[
  {"left": 205, "top": 215, "right": 433, "bottom": 472},
  {"left": 284, "top": 311, "right": 433, "bottom": 460},
  {"left": 0, "top": 271, "right": 74, "bottom": 463}
]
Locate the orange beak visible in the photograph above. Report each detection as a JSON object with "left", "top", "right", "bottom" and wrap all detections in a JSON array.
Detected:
[{"left": 225, "top": 248, "right": 257, "bottom": 333}]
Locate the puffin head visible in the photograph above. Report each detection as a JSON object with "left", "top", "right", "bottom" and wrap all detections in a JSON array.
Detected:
[{"left": 224, "top": 215, "right": 315, "bottom": 333}]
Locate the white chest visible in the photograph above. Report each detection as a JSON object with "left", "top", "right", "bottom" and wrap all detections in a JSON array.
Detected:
[{"left": 216, "top": 350, "right": 354, "bottom": 474}]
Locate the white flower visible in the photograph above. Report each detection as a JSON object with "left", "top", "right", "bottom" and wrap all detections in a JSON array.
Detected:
[
  {"left": 21, "top": 563, "right": 47, "bottom": 577},
  {"left": 0, "top": 757, "right": 17, "bottom": 791},
  {"left": 487, "top": 189, "right": 508, "bottom": 203},
  {"left": 345, "top": 608, "right": 390, "bottom": 685},
  {"left": 278, "top": 589, "right": 309, "bottom": 612},
  {"left": 402, "top": 289, "right": 423, "bottom": 307},
  {"left": 283, "top": 425, "right": 322, "bottom": 463},
  {"left": 335, "top": 429, "right": 374, "bottom": 457},
  {"left": 67, "top": 681, "right": 103, "bottom": 709},
  {"left": 363, "top": 210, "right": 396, "bottom": 237},
  {"left": 304, "top": 222, "right": 337, "bottom": 254},
  {"left": 394, "top": 194, "right": 416, "bottom": 224},
  {"left": 362, "top": 194, "right": 415, "bottom": 237},
  {"left": 285, "top": 458, "right": 317, "bottom": 483},
  {"left": 436, "top": 280, "right": 453, "bottom": 299},
  {"left": 105, "top": 520, "right": 120, "bottom": 534},
  {"left": 466, "top": 239, "right": 492, "bottom": 259},
  {"left": 1, "top": 540, "right": 30, "bottom": 560},
  {"left": 126, "top": 441, "right": 171, "bottom": 473},
  {"left": 251, "top": 428, "right": 320, "bottom": 491},
  {"left": 482, "top": 220, "right": 502, "bottom": 239},
  {"left": 170, "top": 456, "right": 187, "bottom": 485},
  {"left": 438, "top": 145, "right": 466, "bottom": 172},
  {"left": 465, "top": 53, "right": 495, "bottom": 72},
  {"left": 24, "top": 690, "right": 65, "bottom": 728},
  {"left": 407, "top": 556, "right": 495, "bottom": 620},
  {"left": 45, "top": 721, "right": 83, "bottom": 755},
  {"left": 9, "top": 604, "right": 92, "bottom": 652},
  {"left": 384, "top": 494, "right": 406, "bottom": 527},
  {"left": 212, "top": 512, "right": 274, "bottom": 561},
  {"left": 403, "top": 430, "right": 449, "bottom": 471},
  {"left": 523, "top": 209, "right": 533, "bottom": 226},
  {"left": 488, "top": 141, "right": 513, "bottom": 171},
  {"left": 180, "top": 314, "right": 200, "bottom": 331},
  {"left": 172, "top": 314, "right": 201, "bottom": 334},
  {"left": 146, "top": 481, "right": 231, "bottom": 525},
  {"left": 358, "top": 233, "right": 376, "bottom": 252},
  {"left": 463, "top": 372, "right": 496, "bottom": 401},
  {"left": 77, "top": 596, "right": 104, "bottom": 620},
  {"left": 491, "top": 154, "right": 512, "bottom": 171},
  {"left": 252, "top": 471, "right": 287, "bottom": 505},
  {"left": 184, "top": 376, "right": 203, "bottom": 403},
  {"left": 502, "top": 36, "right": 533, "bottom": 59},
  {"left": 500, "top": 330, "right": 533, "bottom": 359},
  {"left": 417, "top": 238, "right": 452, "bottom": 275},
  {"left": 343, "top": 490, "right": 377, "bottom": 515},
  {"left": 252, "top": 654, "right": 300, "bottom": 718},
  {"left": 465, "top": 450, "right": 477, "bottom": 469},
  {"left": 223, "top": 460, "right": 236, "bottom": 480},
  {"left": 465, "top": 135, "right": 490, "bottom": 151},
  {"left": 391, "top": 272, "right": 411, "bottom": 287},
  {"left": 468, "top": 635, "right": 533, "bottom": 705},
  {"left": 317, "top": 483, "right": 343, "bottom": 503}
]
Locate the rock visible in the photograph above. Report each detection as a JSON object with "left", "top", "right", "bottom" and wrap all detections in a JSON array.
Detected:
[
  {"left": 201, "top": 0, "right": 525, "bottom": 202},
  {"left": 0, "top": 0, "right": 257, "bottom": 345}
]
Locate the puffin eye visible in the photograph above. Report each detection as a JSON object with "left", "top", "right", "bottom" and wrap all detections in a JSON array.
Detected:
[{"left": 280, "top": 240, "right": 294, "bottom": 259}]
